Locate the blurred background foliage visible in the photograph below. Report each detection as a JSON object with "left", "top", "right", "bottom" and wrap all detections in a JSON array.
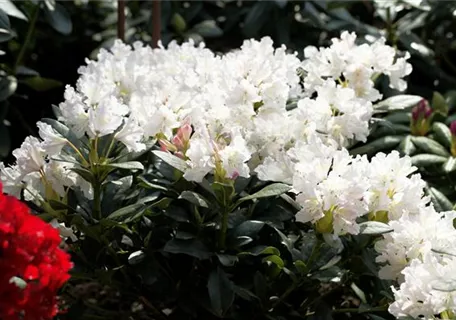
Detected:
[{"left": 1, "top": 0, "right": 456, "bottom": 164}]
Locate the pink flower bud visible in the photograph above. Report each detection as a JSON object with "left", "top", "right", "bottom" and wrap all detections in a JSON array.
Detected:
[
  {"left": 172, "top": 135, "right": 185, "bottom": 150},
  {"left": 230, "top": 170, "right": 240, "bottom": 180},
  {"left": 177, "top": 123, "right": 192, "bottom": 142},
  {"left": 159, "top": 139, "right": 177, "bottom": 153},
  {"left": 450, "top": 121, "right": 456, "bottom": 137}
]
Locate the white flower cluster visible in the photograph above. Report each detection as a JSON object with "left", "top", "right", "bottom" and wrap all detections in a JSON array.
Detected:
[
  {"left": 376, "top": 208, "right": 456, "bottom": 318},
  {"left": 2, "top": 31, "right": 449, "bottom": 319},
  {"left": 0, "top": 31, "right": 411, "bottom": 202}
]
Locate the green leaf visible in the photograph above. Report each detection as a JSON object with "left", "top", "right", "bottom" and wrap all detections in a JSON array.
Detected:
[
  {"left": 104, "top": 161, "right": 144, "bottom": 171},
  {"left": 216, "top": 254, "right": 238, "bottom": 267},
  {"left": 0, "top": 75, "right": 17, "bottom": 101},
  {"left": 106, "top": 203, "right": 144, "bottom": 220},
  {"left": 274, "top": 0, "right": 287, "bottom": 8},
  {"left": 179, "top": 190, "right": 209, "bottom": 208},
  {"left": 410, "top": 136, "right": 450, "bottom": 157},
  {"left": 22, "top": 76, "right": 62, "bottom": 92},
  {"left": 428, "top": 187, "right": 453, "bottom": 212},
  {"left": 349, "top": 136, "right": 403, "bottom": 156},
  {"left": 239, "top": 183, "right": 291, "bottom": 202},
  {"left": 383, "top": 112, "right": 411, "bottom": 124},
  {"left": 152, "top": 150, "right": 188, "bottom": 172},
  {"left": 208, "top": 268, "right": 235, "bottom": 317},
  {"left": 163, "top": 238, "right": 211, "bottom": 260},
  {"left": 262, "top": 255, "right": 284, "bottom": 269},
  {"left": 432, "top": 122, "right": 452, "bottom": 149},
  {"left": 432, "top": 91, "right": 449, "bottom": 116},
  {"left": 192, "top": 20, "right": 222, "bottom": 38},
  {"left": 1, "top": 0, "right": 27, "bottom": 21},
  {"left": 128, "top": 250, "right": 145, "bottom": 265},
  {"left": 0, "top": 124, "right": 10, "bottom": 158},
  {"left": 397, "top": 135, "right": 416, "bottom": 156},
  {"left": 69, "top": 167, "right": 94, "bottom": 184},
  {"left": 445, "top": 90, "right": 456, "bottom": 112},
  {"left": 443, "top": 157, "right": 456, "bottom": 173},
  {"left": 240, "top": 245, "right": 281, "bottom": 257},
  {"left": 171, "top": 13, "right": 186, "bottom": 33},
  {"left": 411, "top": 154, "right": 447, "bottom": 167},
  {"left": 373, "top": 95, "right": 422, "bottom": 113},
  {"left": 232, "top": 220, "right": 265, "bottom": 238},
  {"left": 44, "top": 3, "right": 72, "bottom": 35},
  {"left": 243, "top": 1, "right": 272, "bottom": 37},
  {"left": 137, "top": 176, "right": 169, "bottom": 192},
  {"left": 358, "top": 221, "right": 393, "bottom": 235},
  {"left": 350, "top": 282, "right": 367, "bottom": 304}
]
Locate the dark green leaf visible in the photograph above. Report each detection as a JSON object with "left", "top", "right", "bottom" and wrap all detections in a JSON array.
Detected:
[
  {"left": 350, "top": 136, "right": 403, "bottom": 156},
  {"left": 192, "top": 20, "right": 223, "bottom": 38},
  {"left": 397, "top": 135, "right": 416, "bottom": 156},
  {"left": 216, "top": 254, "right": 238, "bottom": 267},
  {"left": 239, "top": 183, "right": 291, "bottom": 202},
  {"left": 44, "top": 3, "right": 72, "bottom": 35},
  {"left": 69, "top": 167, "right": 94, "bottom": 184},
  {"left": 171, "top": 13, "right": 186, "bottom": 33},
  {"left": 208, "top": 268, "right": 234, "bottom": 317},
  {"left": 384, "top": 112, "right": 411, "bottom": 124},
  {"left": 243, "top": 1, "right": 272, "bottom": 37},
  {"left": 103, "top": 161, "right": 144, "bottom": 171},
  {"left": 262, "top": 255, "right": 284, "bottom": 269},
  {"left": 411, "top": 154, "right": 447, "bottom": 167},
  {"left": 350, "top": 282, "right": 367, "bottom": 304},
  {"left": 240, "top": 245, "right": 281, "bottom": 257},
  {"left": 153, "top": 150, "right": 188, "bottom": 172},
  {"left": 374, "top": 95, "right": 422, "bottom": 113},
  {"left": 432, "top": 91, "right": 449, "bottom": 116},
  {"left": 0, "top": 124, "right": 10, "bottom": 158},
  {"left": 432, "top": 122, "right": 452, "bottom": 149},
  {"left": 0, "top": 75, "right": 17, "bottom": 101},
  {"left": 410, "top": 136, "right": 450, "bottom": 157},
  {"left": 128, "top": 250, "right": 145, "bottom": 265},
  {"left": 15, "top": 66, "right": 39, "bottom": 77},
  {"left": 1, "top": 0, "right": 27, "bottom": 20},
  {"left": 428, "top": 187, "right": 453, "bottom": 212},
  {"left": 22, "top": 76, "right": 62, "bottom": 92},
  {"left": 107, "top": 203, "right": 144, "bottom": 221},
  {"left": 232, "top": 220, "right": 264, "bottom": 238},
  {"left": 443, "top": 157, "right": 456, "bottom": 173},
  {"left": 163, "top": 238, "right": 211, "bottom": 260},
  {"left": 179, "top": 190, "right": 209, "bottom": 208}
]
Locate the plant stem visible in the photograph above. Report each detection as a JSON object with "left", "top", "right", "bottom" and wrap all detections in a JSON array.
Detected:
[
  {"left": 151, "top": 0, "right": 161, "bottom": 48},
  {"left": 93, "top": 178, "right": 102, "bottom": 220},
  {"left": 332, "top": 305, "right": 388, "bottom": 314},
  {"left": 117, "top": 0, "right": 125, "bottom": 41},
  {"left": 14, "top": 5, "right": 40, "bottom": 73},
  {"left": 219, "top": 207, "right": 229, "bottom": 250}
]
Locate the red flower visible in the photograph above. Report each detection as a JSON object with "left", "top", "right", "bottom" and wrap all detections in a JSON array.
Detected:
[{"left": 0, "top": 183, "right": 72, "bottom": 320}]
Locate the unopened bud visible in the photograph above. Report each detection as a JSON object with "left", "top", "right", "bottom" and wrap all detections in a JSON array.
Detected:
[
  {"left": 450, "top": 121, "right": 456, "bottom": 137},
  {"left": 177, "top": 123, "right": 192, "bottom": 142},
  {"left": 159, "top": 139, "right": 177, "bottom": 153}
]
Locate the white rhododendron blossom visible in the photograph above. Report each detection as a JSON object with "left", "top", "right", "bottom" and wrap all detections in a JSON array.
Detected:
[{"left": 1, "top": 31, "right": 450, "bottom": 319}]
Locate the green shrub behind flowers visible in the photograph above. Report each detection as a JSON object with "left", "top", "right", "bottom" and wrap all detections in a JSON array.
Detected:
[{"left": 2, "top": 32, "right": 455, "bottom": 320}]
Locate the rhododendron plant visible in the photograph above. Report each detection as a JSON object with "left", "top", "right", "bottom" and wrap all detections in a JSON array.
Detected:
[{"left": 0, "top": 32, "right": 453, "bottom": 320}]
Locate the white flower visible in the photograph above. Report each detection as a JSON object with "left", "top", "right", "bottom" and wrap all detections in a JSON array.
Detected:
[
  {"left": 0, "top": 163, "right": 23, "bottom": 198},
  {"left": 114, "top": 118, "right": 146, "bottom": 152},
  {"left": 389, "top": 253, "right": 456, "bottom": 319},
  {"left": 50, "top": 219, "right": 78, "bottom": 242},
  {"left": 37, "top": 121, "right": 68, "bottom": 155},
  {"left": 12, "top": 136, "right": 46, "bottom": 176},
  {"left": 88, "top": 96, "right": 129, "bottom": 137}
]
